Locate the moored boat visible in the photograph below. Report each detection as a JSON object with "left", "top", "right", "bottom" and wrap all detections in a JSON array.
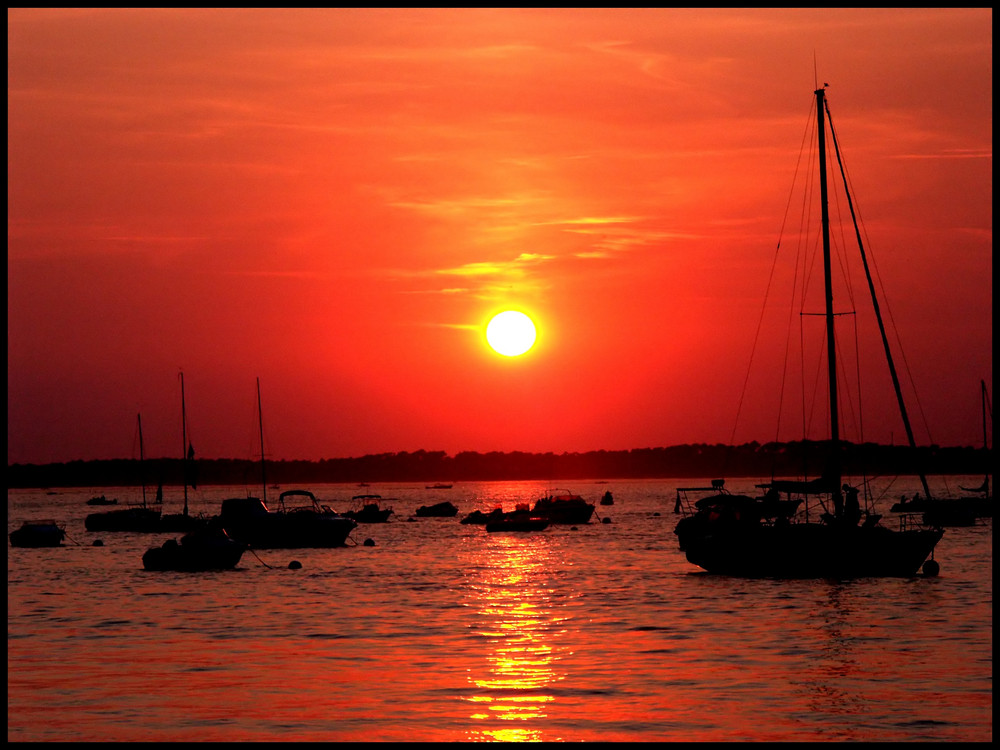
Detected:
[
  {"left": 219, "top": 491, "right": 357, "bottom": 549},
  {"left": 85, "top": 505, "right": 162, "bottom": 532},
  {"left": 10, "top": 520, "right": 67, "bottom": 548},
  {"left": 671, "top": 85, "right": 943, "bottom": 578},
  {"left": 343, "top": 495, "right": 394, "bottom": 523},
  {"left": 218, "top": 380, "right": 358, "bottom": 549},
  {"left": 415, "top": 500, "right": 459, "bottom": 517},
  {"left": 142, "top": 524, "right": 246, "bottom": 571},
  {"left": 484, "top": 504, "right": 549, "bottom": 532},
  {"left": 86, "top": 495, "right": 117, "bottom": 506},
  {"left": 461, "top": 507, "right": 505, "bottom": 525},
  {"left": 530, "top": 490, "right": 595, "bottom": 524}
]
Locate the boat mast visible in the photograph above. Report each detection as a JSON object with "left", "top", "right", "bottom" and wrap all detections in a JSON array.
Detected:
[
  {"left": 180, "top": 372, "right": 189, "bottom": 517},
  {"left": 138, "top": 413, "right": 147, "bottom": 508},
  {"left": 980, "top": 379, "right": 990, "bottom": 489},
  {"left": 257, "top": 377, "right": 267, "bottom": 505},
  {"left": 980, "top": 379, "right": 989, "bottom": 452},
  {"left": 815, "top": 86, "right": 842, "bottom": 502},
  {"left": 823, "top": 93, "right": 934, "bottom": 502}
]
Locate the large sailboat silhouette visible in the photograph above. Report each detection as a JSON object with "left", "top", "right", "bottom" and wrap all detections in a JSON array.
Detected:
[{"left": 674, "top": 85, "right": 944, "bottom": 578}]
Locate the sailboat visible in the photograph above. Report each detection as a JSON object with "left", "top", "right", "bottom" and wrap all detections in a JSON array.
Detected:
[
  {"left": 85, "top": 414, "right": 162, "bottom": 532},
  {"left": 918, "top": 379, "right": 992, "bottom": 526},
  {"left": 217, "top": 378, "right": 358, "bottom": 548},
  {"left": 673, "top": 85, "right": 944, "bottom": 578},
  {"left": 159, "top": 372, "right": 207, "bottom": 532}
]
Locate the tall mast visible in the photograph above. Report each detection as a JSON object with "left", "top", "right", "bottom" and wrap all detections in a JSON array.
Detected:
[
  {"left": 257, "top": 377, "right": 267, "bottom": 505},
  {"left": 815, "top": 86, "right": 841, "bottom": 500},
  {"left": 980, "top": 379, "right": 988, "bottom": 451},
  {"left": 180, "top": 371, "right": 189, "bottom": 517},
  {"left": 138, "top": 413, "right": 146, "bottom": 508}
]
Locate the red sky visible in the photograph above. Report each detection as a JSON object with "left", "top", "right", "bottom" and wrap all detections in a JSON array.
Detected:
[{"left": 7, "top": 8, "right": 992, "bottom": 465}]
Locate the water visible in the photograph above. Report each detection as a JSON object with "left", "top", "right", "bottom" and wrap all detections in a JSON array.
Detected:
[{"left": 8, "top": 478, "right": 992, "bottom": 742}]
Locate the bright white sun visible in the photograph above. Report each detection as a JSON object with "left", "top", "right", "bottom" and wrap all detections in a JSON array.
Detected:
[{"left": 486, "top": 310, "right": 537, "bottom": 357}]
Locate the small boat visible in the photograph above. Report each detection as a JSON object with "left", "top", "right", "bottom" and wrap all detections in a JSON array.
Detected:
[
  {"left": 414, "top": 500, "right": 459, "bottom": 517},
  {"left": 426, "top": 483, "right": 453, "bottom": 489},
  {"left": 461, "top": 507, "right": 505, "bottom": 525},
  {"left": 531, "top": 490, "right": 595, "bottom": 524},
  {"left": 10, "top": 520, "right": 66, "bottom": 548},
  {"left": 600, "top": 490, "right": 614, "bottom": 506},
  {"left": 142, "top": 524, "right": 246, "bottom": 571},
  {"left": 672, "top": 85, "right": 943, "bottom": 578},
  {"left": 485, "top": 504, "right": 549, "bottom": 533},
  {"left": 86, "top": 495, "right": 117, "bottom": 506},
  {"left": 343, "top": 495, "right": 394, "bottom": 523}
]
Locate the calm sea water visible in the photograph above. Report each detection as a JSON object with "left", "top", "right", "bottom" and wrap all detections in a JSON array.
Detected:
[{"left": 7, "top": 477, "right": 992, "bottom": 742}]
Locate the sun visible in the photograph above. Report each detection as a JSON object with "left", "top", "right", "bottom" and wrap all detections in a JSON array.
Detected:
[{"left": 486, "top": 310, "right": 537, "bottom": 357}]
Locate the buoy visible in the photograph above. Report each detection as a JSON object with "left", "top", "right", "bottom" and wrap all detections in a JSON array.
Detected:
[
  {"left": 92, "top": 539, "right": 104, "bottom": 547},
  {"left": 288, "top": 560, "right": 302, "bottom": 570},
  {"left": 602, "top": 517, "right": 611, "bottom": 524},
  {"left": 653, "top": 511, "right": 661, "bottom": 517},
  {"left": 363, "top": 538, "right": 375, "bottom": 547},
  {"left": 922, "top": 559, "right": 940, "bottom": 577},
  {"left": 570, "top": 526, "right": 578, "bottom": 531}
]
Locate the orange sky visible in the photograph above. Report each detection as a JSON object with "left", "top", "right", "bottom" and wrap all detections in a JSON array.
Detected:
[{"left": 7, "top": 8, "right": 993, "bottom": 465}]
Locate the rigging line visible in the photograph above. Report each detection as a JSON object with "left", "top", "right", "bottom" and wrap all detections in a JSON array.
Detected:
[
  {"left": 728, "top": 95, "right": 817, "bottom": 449},
  {"left": 826, "top": 102, "right": 935, "bottom": 447},
  {"left": 825, "top": 96, "right": 933, "bottom": 500}
]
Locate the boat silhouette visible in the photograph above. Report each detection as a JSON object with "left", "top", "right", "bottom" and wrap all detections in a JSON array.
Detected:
[
  {"left": 217, "top": 379, "right": 357, "bottom": 549},
  {"left": 10, "top": 520, "right": 67, "bottom": 548},
  {"left": 84, "top": 414, "right": 161, "bottom": 532},
  {"left": 673, "top": 85, "right": 943, "bottom": 578}
]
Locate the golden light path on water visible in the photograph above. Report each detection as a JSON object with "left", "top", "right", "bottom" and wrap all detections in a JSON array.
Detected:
[{"left": 461, "top": 533, "right": 567, "bottom": 741}]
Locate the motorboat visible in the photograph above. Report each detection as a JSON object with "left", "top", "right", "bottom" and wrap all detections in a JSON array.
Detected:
[
  {"left": 343, "top": 495, "right": 394, "bottom": 523},
  {"left": 530, "top": 490, "right": 595, "bottom": 524},
  {"left": 218, "top": 490, "right": 357, "bottom": 549}
]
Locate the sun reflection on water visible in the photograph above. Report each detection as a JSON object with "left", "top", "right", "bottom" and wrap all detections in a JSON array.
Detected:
[{"left": 460, "top": 533, "right": 567, "bottom": 741}]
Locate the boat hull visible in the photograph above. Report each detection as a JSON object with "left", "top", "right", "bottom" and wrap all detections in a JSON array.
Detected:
[
  {"left": 142, "top": 529, "right": 246, "bottom": 571},
  {"left": 530, "top": 496, "right": 595, "bottom": 524},
  {"left": 415, "top": 502, "right": 459, "bottom": 517},
  {"left": 682, "top": 522, "right": 944, "bottom": 579},
  {"left": 10, "top": 523, "right": 66, "bottom": 548},
  {"left": 85, "top": 507, "right": 162, "bottom": 532},
  {"left": 486, "top": 519, "right": 549, "bottom": 532}
]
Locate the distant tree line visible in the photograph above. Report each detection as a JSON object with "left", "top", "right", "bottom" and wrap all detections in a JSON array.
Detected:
[{"left": 5, "top": 441, "right": 991, "bottom": 489}]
